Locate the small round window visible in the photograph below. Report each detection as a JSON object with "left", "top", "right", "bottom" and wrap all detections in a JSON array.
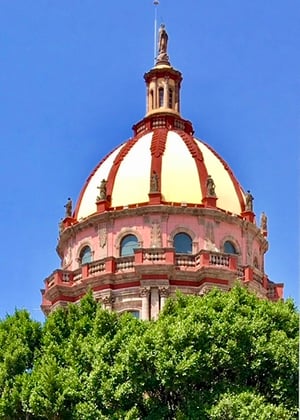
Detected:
[
  {"left": 174, "top": 233, "right": 192, "bottom": 254},
  {"left": 120, "top": 235, "right": 139, "bottom": 257}
]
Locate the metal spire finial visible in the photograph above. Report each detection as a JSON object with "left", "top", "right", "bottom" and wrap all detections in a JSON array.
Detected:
[{"left": 153, "top": 0, "right": 159, "bottom": 65}]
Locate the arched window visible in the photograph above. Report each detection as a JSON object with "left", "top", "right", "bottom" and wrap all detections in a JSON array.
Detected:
[
  {"left": 224, "top": 241, "right": 237, "bottom": 254},
  {"left": 174, "top": 233, "right": 193, "bottom": 254},
  {"left": 126, "top": 310, "right": 140, "bottom": 319},
  {"left": 158, "top": 87, "right": 164, "bottom": 107},
  {"left": 168, "top": 88, "right": 173, "bottom": 108},
  {"left": 150, "top": 89, "right": 154, "bottom": 109},
  {"left": 120, "top": 234, "right": 139, "bottom": 256},
  {"left": 80, "top": 246, "right": 92, "bottom": 265}
]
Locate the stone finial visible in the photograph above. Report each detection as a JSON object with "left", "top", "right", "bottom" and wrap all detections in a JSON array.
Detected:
[
  {"left": 64, "top": 197, "right": 72, "bottom": 217},
  {"left": 97, "top": 179, "right": 107, "bottom": 202},
  {"left": 260, "top": 212, "right": 267, "bottom": 232},
  {"left": 156, "top": 24, "right": 170, "bottom": 65},
  {"left": 206, "top": 175, "right": 216, "bottom": 197},
  {"left": 245, "top": 190, "right": 254, "bottom": 212}
]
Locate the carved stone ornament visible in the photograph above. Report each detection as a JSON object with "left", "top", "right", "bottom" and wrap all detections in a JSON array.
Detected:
[
  {"left": 159, "top": 286, "right": 169, "bottom": 298},
  {"left": 199, "top": 285, "right": 211, "bottom": 296},
  {"left": 62, "top": 247, "right": 72, "bottom": 269},
  {"left": 206, "top": 175, "right": 216, "bottom": 197},
  {"left": 140, "top": 287, "right": 150, "bottom": 298},
  {"left": 150, "top": 171, "right": 159, "bottom": 193},
  {"left": 98, "top": 225, "right": 107, "bottom": 248},
  {"left": 102, "top": 295, "right": 114, "bottom": 306},
  {"left": 246, "top": 236, "right": 253, "bottom": 265},
  {"left": 150, "top": 221, "right": 162, "bottom": 248},
  {"left": 204, "top": 221, "right": 218, "bottom": 251}
]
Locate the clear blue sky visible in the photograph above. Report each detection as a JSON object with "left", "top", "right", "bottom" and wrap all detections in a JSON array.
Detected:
[{"left": 0, "top": 1, "right": 298, "bottom": 321}]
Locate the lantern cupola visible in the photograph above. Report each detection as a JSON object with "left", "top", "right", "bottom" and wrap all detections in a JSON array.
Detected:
[{"left": 144, "top": 24, "right": 182, "bottom": 117}]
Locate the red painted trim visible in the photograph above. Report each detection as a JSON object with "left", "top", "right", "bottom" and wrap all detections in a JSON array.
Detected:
[
  {"left": 74, "top": 143, "right": 123, "bottom": 218},
  {"left": 150, "top": 128, "right": 168, "bottom": 197},
  {"left": 170, "top": 278, "right": 228, "bottom": 287},
  {"left": 201, "top": 140, "right": 245, "bottom": 212},
  {"left": 50, "top": 281, "right": 141, "bottom": 305},
  {"left": 176, "top": 131, "right": 208, "bottom": 198}
]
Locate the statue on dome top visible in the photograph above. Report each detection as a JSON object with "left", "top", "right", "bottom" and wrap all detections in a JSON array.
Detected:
[
  {"left": 97, "top": 179, "right": 107, "bottom": 201},
  {"left": 206, "top": 175, "right": 216, "bottom": 197},
  {"left": 245, "top": 190, "right": 254, "bottom": 212},
  {"left": 64, "top": 197, "right": 72, "bottom": 218},
  {"left": 158, "top": 24, "right": 168, "bottom": 55},
  {"left": 156, "top": 24, "right": 170, "bottom": 65}
]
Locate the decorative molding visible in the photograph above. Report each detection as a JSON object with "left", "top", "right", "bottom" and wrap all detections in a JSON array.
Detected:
[
  {"left": 159, "top": 286, "right": 169, "bottom": 297},
  {"left": 140, "top": 287, "right": 150, "bottom": 297},
  {"left": 98, "top": 226, "right": 107, "bottom": 248},
  {"left": 150, "top": 221, "right": 162, "bottom": 248}
]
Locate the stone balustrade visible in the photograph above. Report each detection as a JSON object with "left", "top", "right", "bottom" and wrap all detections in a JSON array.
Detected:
[{"left": 44, "top": 249, "right": 257, "bottom": 292}]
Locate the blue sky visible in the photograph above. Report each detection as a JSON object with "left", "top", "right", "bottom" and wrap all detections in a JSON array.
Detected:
[{"left": 0, "top": 1, "right": 298, "bottom": 321}]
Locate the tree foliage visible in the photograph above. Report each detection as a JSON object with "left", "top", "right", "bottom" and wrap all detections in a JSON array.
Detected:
[{"left": 0, "top": 286, "right": 298, "bottom": 419}]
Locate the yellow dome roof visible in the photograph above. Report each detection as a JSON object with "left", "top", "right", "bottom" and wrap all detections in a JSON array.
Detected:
[
  {"left": 74, "top": 27, "right": 247, "bottom": 221},
  {"left": 74, "top": 126, "right": 246, "bottom": 220}
]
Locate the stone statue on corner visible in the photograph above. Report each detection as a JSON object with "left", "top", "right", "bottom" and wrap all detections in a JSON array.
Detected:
[
  {"left": 64, "top": 197, "right": 72, "bottom": 217},
  {"left": 206, "top": 175, "right": 216, "bottom": 197},
  {"left": 97, "top": 179, "right": 107, "bottom": 201},
  {"left": 245, "top": 190, "right": 254, "bottom": 212}
]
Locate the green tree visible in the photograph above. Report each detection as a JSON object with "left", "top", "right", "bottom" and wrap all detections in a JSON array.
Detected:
[
  {"left": 0, "top": 286, "right": 298, "bottom": 419},
  {"left": 0, "top": 309, "right": 41, "bottom": 419}
]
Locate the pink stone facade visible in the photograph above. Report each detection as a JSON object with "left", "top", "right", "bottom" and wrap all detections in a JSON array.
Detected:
[{"left": 42, "top": 206, "right": 283, "bottom": 318}]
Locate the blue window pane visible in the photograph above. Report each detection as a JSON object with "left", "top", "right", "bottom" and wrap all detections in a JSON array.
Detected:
[
  {"left": 80, "top": 246, "right": 92, "bottom": 264},
  {"left": 120, "top": 235, "right": 138, "bottom": 256},
  {"left": 174, "top": 233, "right": 192, "bottom": 254},
  {"left": 127, "top": 310, "right": 140, "bottom": 319},
  {"left": 224, "top": 241, "right": 236, "bottom": 254}
]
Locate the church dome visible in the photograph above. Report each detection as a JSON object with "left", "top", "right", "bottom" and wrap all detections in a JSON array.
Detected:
[
  {"left": 75, "top": 24, "right": 246, "bottom": 221},
  {"left": 41, "top": 24, "right": 283, "bottom": 318},
  {"left": 75, "top": 127, "right": 246, "bottom": 220}
]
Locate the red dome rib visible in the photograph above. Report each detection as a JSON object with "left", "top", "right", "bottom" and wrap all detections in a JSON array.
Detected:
[
  {"left": 106, "top": 135, "right": 141, "bottom": 203},
  {"left": 150, "top": 128, "right": 168, "bottom": 191},
  {"left": 177, "top": 131, "right": 208, "bottom": 198}
]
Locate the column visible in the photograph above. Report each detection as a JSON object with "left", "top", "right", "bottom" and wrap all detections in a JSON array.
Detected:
[
  {"left": 163, "top": 78, "right": 168, "bottom": 108},
  {"left": 159, "top": 287, "right": 170, "bottom": 311},
  {"left": 151, "top": 287, "right": 159, "bottom": 320},
  {"left": 102, "top": 295, "right": 114, "bottom": 311},
  {"left": 140, "top": 287, "right": 150, "bottom": 320},
  {"left": 154, "top": 78, "right": 157, "bottom": 109}
]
